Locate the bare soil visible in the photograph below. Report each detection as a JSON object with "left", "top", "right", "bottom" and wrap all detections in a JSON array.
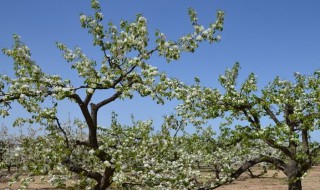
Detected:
[
  {"left": 1, "top": 166, "right": 319, "bottom": 189},
  {"left": 217, "top": 166, "right": 320, "bottom": 190},
  {"left": 0, "top": 172, "right": 65, "bottom": 190}
]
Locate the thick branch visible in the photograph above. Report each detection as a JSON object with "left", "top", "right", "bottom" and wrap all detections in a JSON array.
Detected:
[
  {"left": 243, "top": 109, "right": 255, "bottom": 124},
  {"left": 284, "top": 104, "right": 294, "bottom": 127},
  {"left": 68, "top": 93, "right": 97, "bottom": 148},
  {"left": 230, "top": 156, "right": 287, "bottom": 179},
  {"left": 250, "top": 110, "right": 260, "bottom": 124},
  {"left": 263, "top": 138, "right": 294, "bottom": 158},
  {"left": 89, "top": 103, "right": 99, "bottom": 149},
  {"left": 247, "top": 167, "right": 266, "bottom": 178},
  {"left": 198, "top": 155, "right": 288, "bottom": 190},
  {"left": 84, "top": 92, "right": 94, "bottom": 106},
  {"left": 95, "top": 91, "right": 122, "bottom": 110},
  {"left": 240, "top": 106, "right": 294, "bottom": 158},
  {"left": 97, "top": 167, "right": 115, "bottom": 190},
  {"left": 301, "top": 129, "right": 310, "bottom": 157},
  {"left": 75, "top": 140, "right": 110, "bottom": 162},
  {"left": 62, "top": 158, "right": 102, "bottom": 182},
  {"left": 199, "top": 156, "right": 288, "bottom": 190},
  {"left": 263, "top": 105, "right": 281, "bottom": 125},
  {"left": 67, "top": 93, "right": 84, "bottom": 105},
  {"left": 85, "top": 91, "right": 122, "bottom": 151}
]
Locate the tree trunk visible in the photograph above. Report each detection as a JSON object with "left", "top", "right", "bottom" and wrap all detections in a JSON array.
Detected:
[
  {"left": 93, "top": 180, "right": 112, "bottom": 190},
  {"left": 285, "top": 160, "right": 302, "bottom": 190},
  {"left": 94, "top": 168, "right": 114, "bottom": 190},
  {"left": 288, "top": 176, "right": 302, "bottom": 190}
]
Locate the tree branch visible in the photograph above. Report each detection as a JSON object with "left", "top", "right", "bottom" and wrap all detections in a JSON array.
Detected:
[
  {"left": 95, "top": 91, "right": 122, "bottom": 110},
  {"left": 68, "top": 93, "right": 97, "bottom": 148},
  {"left": 84, "top": 92, "right": 94, "bottom": 106},
  {"left": 67, "top": 93, "right": 84, "bottom": 105},
  {"left": 263, "top": 105, "right": 281, "bottom": 126},
  {"left": 243, "top": 109, "right": 255, "bottom": 124},
  {"left": 198, "top": 155, "right": 288, "bottom": 190},
  {"left": 97, "top": 167, "right": 115, "bottom": 190},
  {"left": 231, "top": 155, "right": 287, "bottom": 178},
  {"left": 62, "top": 158, "right": 102, "bottom": 182},
  {"left": 54, "top": 117, "right": 70, "bottom": 148},
  {"left": 263, "top": 138, "right": 294, "bottom": 158},
  {"left": 301, "top": 129, "right": 311, "bottom": 159}
]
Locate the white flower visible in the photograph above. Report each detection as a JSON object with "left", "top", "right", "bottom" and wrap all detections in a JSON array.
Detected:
[
  {"left": 141, "top": 26, "right": 147, "bottom": 33},
  {"left": 96, "top": 12, "right": 103, "bottom": 19},
  {"left": 21, "top": 84, "right": 30, "bottom": 89},
  {"left": 20, "top": 94, "right": 26, "bottom": 99},
  {"left": 80, "top": 14, "right": 87, "bottom": 21},
  {"left": 88, "top": 149, "right": 95, "bottom": 155},
  {"left": 196, "top": 35, "right": 203, "bottom": 41},
  {"left": 87, "top": 88, "right": 94, "bottom": 94},
  {"left": 172, "top": 45, "right": 179, "bottom": 50},
  {"left": 202, "top": 29, "right": 209, "bottom": 36},
  {"left": 138, "top": 17, "right": 147, "bottom": 23},
  {"left": 216, "top": 35, "right": 222, "bottom": 41},
  {"left": 103, "top": 160, "right": 111, "bottom": 167}
]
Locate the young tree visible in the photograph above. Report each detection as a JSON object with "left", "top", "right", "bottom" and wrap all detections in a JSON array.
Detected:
[
  {"left": 0, "top": 1, "right": 224, "bottom": 189},
  {"left": 0, "top": 125, "right": 23, "bottom": 173},
  {"left": 177, "top": 63, "right": 320, "bottom": 190}
]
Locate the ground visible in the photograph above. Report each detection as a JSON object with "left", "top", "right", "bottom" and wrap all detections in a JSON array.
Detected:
[
  {"left": 217, "top": 166, "right": 320, "bottom": 190},
  {"left": 1, "top": 166, "right": 319, "bottom": 189}
]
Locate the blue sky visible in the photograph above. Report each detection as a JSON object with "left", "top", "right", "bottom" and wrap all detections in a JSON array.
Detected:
[{"left": 1, "top": 1, "right": 320, "bottom": 140}]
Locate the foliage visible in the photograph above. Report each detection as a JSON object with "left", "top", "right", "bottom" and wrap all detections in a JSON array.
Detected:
[
  {"left": 0, "top": 125, "right": 23, "bottom": 172},
  {"left": 177, "top": 63, "right": 320, "bottom": 189},
  {"left": 0, "top": 1, "right": 224, "bottom": 189}
]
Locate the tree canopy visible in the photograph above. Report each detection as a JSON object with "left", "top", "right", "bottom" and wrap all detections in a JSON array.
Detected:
[
  {"left": 177, "top": 63, "right": 320, "bottom": 190},
  {"left": 0, "top": 1, "right": 224, "bottom": 189},
  {"left": 1, "top": 1, "right": 319, "bottom": 190}
]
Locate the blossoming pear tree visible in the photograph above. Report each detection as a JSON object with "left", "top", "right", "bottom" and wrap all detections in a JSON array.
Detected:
[
  {"left": 0, "top": 0, "right": 224, "bottom": 189},
  {"left": 0, "top": 125, "right": 20, "bottom": 173},
  {"left": 178, "top": 63, "right": 320, "bottom": 190}
]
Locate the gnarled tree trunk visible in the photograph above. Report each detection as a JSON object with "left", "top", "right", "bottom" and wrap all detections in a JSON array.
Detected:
[
  {"left": 288, "top": 177, "right": 302, "bottom": 190},
  {"left": 285, "top": 161, "right": 303, "bottom": 190}
]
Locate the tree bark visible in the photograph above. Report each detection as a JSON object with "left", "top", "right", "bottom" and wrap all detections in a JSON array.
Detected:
[
  {"left": 283, "top": 160, "right": 303, "bottom": 190},
  {"left": 95, "top": 167, "right": 115, "bottom": 190},
  {"left": 288, "top": 177, "right": 302, "bottom": 190},
  {"left": 230, "top": 156, "right": 287, "bottom": 180},
  {"left": 62, "top": 158, "right": 115, "bottom": 190},
  {"left": 198, "top": 156, "right": 287, "bottom": 190}
]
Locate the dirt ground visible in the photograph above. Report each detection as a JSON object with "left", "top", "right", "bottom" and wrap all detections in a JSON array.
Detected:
[
  {"left": 217, "top": 166, "right": 320, "bottom": 190},
  {"left": 1, "top": 166, "right": 319, "bottom": 189}
]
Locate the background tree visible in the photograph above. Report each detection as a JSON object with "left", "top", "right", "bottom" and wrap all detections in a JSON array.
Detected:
[
  {"left": 178, "top": 63, "right": 320, "bottom": 190},
  {"left": 0, "top": 125, "right": 23, "bottom": 173},
  {"left": 0, "top": 1, "right": 224, "bottom": 189}
]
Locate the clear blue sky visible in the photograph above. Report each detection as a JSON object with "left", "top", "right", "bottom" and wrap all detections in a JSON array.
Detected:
[{"left": 1, "top": 1, "right": 320, "bottom": 140}]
